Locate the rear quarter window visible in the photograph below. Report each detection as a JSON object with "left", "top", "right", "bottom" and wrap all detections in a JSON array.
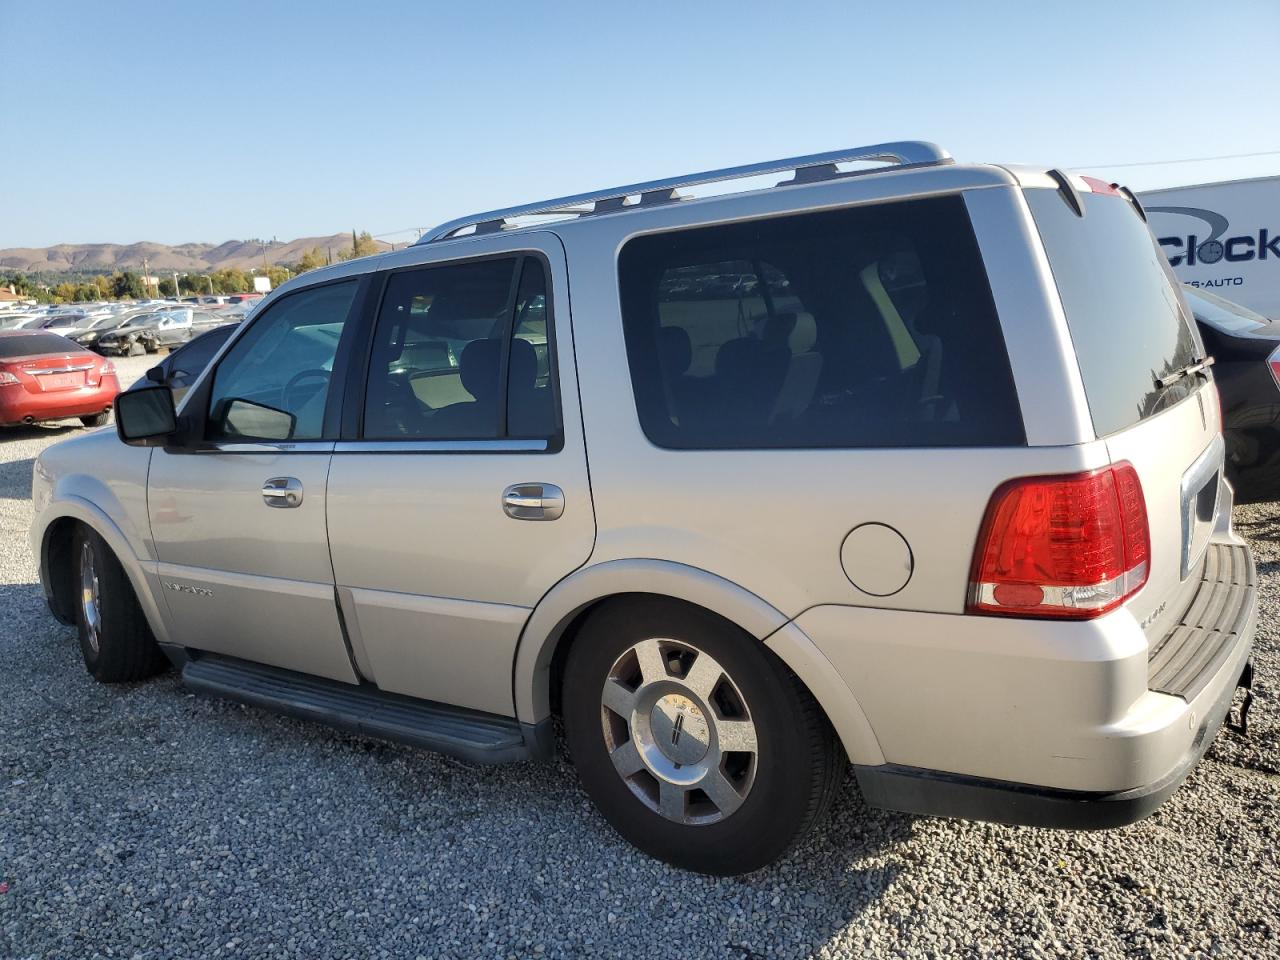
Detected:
[
  {"left": 1025, "top": 188, "right": 1203, "bottom": 437},
  {"left": 617, "top": 195, "right": 1025, "bottom": 449}
]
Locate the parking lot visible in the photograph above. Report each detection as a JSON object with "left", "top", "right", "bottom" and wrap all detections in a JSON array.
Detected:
[{"left": 0, "top": 352, "right": 1275, "bottom": 959}]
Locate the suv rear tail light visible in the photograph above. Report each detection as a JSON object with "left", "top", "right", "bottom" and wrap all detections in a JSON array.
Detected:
[{"left": 968, "top": 463, "right": 1150, "bottom": 619}]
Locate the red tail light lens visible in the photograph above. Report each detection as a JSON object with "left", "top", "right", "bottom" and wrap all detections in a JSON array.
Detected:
[
  {"left": 968, "top": 463, "right": 1150, "bottom": 619},
  {"left": 1268, "top": 345, "right": 1280, "bottom": 394},
  {"left": 100, "top": 361, "right": 116, "bottom": 376},
  {"left": 0, "top": 370, "right": 19, "bottom": 386}
]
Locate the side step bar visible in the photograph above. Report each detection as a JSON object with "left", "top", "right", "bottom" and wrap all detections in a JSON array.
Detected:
[{"left": 182, "top": 655, "right": 548, "bottom": 764}]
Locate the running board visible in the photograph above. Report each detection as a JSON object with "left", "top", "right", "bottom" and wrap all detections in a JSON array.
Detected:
[{"left": 182, "top": 655, "right": 546, "bottom": 764}]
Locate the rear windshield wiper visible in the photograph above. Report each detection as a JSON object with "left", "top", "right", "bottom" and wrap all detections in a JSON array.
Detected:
[{"left": 1154, "top": 355, "right": 1215, "bottom": 390}]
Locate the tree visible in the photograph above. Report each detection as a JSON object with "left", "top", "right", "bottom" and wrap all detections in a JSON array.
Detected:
[
  {"left": 158, "top": 278, "right": 177, "bottom": 297},
  {"left": 339, "top": 230, "right": 379, "bottom": 261},
  {"left": 265, "top": 265, "right": 291, "bottom": 289},
  {"left": 110, "top": 271, "right": 144, "bottom": 299},
  {"left": 209, "top": 268, "right": 251, "bottom": 294},
  {"left": 296, "top": 247, "right": 327, "bottom": 273},
  {"left": 179, "top": 274, "right": 211, "bottom": 295}
]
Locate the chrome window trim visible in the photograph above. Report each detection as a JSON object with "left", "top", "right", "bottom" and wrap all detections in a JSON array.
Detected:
[
  {"left": 334, "top": 439, "right": 549, "bottom": 454},
  {"left": 199, "top": 441, "right": 337, "bottom": 454}
]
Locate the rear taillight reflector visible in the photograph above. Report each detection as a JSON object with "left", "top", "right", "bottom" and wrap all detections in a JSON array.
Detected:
[{"left": 968, "top": 463, "right": 1150, "bottom": 620}]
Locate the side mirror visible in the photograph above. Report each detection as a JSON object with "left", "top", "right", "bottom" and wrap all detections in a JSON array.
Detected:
[
  {"left": 145, "top": 365, "right": 165, "bottom": 384},
  {"left": 115, "top": 385, "right": 177, "bottom": 446}
]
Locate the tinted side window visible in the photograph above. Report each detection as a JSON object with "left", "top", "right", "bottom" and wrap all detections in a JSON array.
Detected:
[
  {"left": 207, "top": 280, "right": 358, "bottom": 441},
  {"left": 618, "top": 196, "right": 1024, "bottom": 449},
  {"left": 362, "top": 256, "right": 558, "bottom": 441},
  {"left": 507, "top": 259, "right": 555, "bottom": 439},
  {"left": 1026, "top": 188, "right": 1202, "bottom": 437}
]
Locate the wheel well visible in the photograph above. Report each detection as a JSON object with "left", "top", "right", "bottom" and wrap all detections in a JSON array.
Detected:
[
  {"left": 43, "top": 517, "right": 82, "bottom": 625},
  {"left": 544, "top": 592, "right": 772, "bottom": 718}
]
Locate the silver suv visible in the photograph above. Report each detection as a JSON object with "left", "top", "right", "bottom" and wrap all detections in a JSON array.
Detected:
[{"left": 31, "top": 142, "right": 1257, "bottom": 875}]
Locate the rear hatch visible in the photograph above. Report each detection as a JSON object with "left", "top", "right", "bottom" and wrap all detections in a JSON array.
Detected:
[{"left": 1025, "top": 182, "right": 1229, "bottom": 662}]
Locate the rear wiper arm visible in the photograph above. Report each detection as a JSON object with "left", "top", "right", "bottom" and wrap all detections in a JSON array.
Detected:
[{"left": 1154, "top": 355, "right": 1215, "bottom": 390}]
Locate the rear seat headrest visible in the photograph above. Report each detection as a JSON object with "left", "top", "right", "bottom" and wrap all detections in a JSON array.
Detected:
[
  {"left": 658, "top": 325, "right": 692, "bottom": 375},
  {"left": 763, "top": 312, "right": 817, "bottom": 354}
]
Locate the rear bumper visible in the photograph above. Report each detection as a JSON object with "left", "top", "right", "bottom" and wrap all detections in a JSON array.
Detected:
[
  {"left": 795, "top": 534, "right": 1257, "bottom": 827},
  {"left": 853, "top": 653, "right": 1252, "bottom": 829},
  {"left": 0, "top": 381, "right": 117, "bottom": 425}
]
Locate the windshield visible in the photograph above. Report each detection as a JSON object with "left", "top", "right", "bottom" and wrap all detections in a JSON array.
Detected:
[{"left": 1182, "top": 286, "right": 1270, "bottom": 334}]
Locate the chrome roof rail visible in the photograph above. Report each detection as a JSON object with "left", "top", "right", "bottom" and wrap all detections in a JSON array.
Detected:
[{"left": 416, "top": 140, "right": 952, "bottom": 244}]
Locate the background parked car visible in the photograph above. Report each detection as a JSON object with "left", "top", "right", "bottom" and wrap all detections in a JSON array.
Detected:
[
  {"left": 1184, "top": 284, "right": 1280, "bottom": 502},
  {"left": 96, "top": 309, "right": 193, "bottom": 356},
  {"left": 0, "top": 330, "right": 118, "bottom": 427}
]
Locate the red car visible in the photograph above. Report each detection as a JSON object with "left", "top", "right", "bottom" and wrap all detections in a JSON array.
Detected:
[{"left": 0, "top": 331, "right": 119, "bottom": 428}]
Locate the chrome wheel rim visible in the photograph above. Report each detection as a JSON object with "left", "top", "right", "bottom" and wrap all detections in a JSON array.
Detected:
[
  {"left": 600, "top": 638, "right": 758, "bottom": 825},
  {"left": 79, "top": 540, "right": 101, "bottom": 655}
]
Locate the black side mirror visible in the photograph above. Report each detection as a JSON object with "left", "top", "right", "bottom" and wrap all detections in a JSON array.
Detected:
[
  {"left": 145, "top": 365, "right": 166, "bottom": 384},
  {"left": 115, "top": 385, "right": 177, "bottom": 446}
]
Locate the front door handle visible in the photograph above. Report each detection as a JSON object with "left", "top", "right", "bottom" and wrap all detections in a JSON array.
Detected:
[
  {"left": 502, "top": 483, "right": 564, "bottom": 521},
  {"left": 262, "top": 476, "right": 304, "bottom": 508}
]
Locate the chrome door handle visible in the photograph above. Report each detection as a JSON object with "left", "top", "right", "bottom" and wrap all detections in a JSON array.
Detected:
[
  {"left": 262, "top": 476, "right": 304, "bottom": 508},
  {"left": 502, "top": 483, "right": 564, "bottom": 521}
]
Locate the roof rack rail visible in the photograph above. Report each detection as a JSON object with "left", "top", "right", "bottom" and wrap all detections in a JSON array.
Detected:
[{"left": 416, "top": 140, "right": 952, "bottom": 244}]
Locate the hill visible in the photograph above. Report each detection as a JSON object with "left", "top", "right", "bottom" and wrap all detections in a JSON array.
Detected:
[{"left": 0, "top": 233, "right": 393, "bottom": 275}]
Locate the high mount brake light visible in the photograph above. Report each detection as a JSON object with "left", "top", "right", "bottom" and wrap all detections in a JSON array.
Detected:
[
  {"left": 968, "top": 463, "right": 1150, "bottom": 620},
  {"left": 1079, "top": 176, "right": 1122, "bottom": 196}
]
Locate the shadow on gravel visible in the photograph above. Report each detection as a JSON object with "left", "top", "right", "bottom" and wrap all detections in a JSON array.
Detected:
[
  {"left": 0, "top": 423, "right": 82, "bottom": 444},
  {"left": 0, "top": 456, "right": 36, "bottom": 500},
  {"left": 1235, "top": 512, "right": 1280, "bottom": 543}
]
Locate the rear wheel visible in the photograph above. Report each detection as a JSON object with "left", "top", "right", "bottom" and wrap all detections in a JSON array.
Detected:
[
  {"left": 72, "top": 527, "right": 168, "bottom": 683},
  {"left": 79, "top": 412, "right": 110, "bottom": 428},
  {"left": 563, "top": 597, "right": 843, "bottom": 875}
]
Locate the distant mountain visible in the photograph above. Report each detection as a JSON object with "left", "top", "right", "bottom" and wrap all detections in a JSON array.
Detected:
[{"left": 0, "top": 233, "right": 392, "bottom": 275}]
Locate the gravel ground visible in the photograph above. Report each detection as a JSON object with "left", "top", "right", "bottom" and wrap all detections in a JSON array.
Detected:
[{"left": 1, "top": 370, "right": 1277, "bottom": 959}]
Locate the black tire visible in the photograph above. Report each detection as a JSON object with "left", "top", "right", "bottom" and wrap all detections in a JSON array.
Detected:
[
  {"left": 79, "top": 412, "right": 110, "bottom": 428},
  {"left": 71, "top": 527, "right": 168, "bottom": 683},
  {"left": 563, "top": 597, "right": 843, "bottom": 875}
]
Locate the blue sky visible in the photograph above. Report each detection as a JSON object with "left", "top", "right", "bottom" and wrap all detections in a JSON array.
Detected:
[{"left": 2, "top": 0, "right": 1277, "bottom": 249}]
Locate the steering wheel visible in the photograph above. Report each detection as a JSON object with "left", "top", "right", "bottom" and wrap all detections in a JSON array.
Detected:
[{"left": 283, "top": 368, "right": 331, "bottom": 411}]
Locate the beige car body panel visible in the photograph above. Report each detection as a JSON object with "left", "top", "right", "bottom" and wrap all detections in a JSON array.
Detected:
[{"left": 148, "top": 446, "right": 357, "bottom": 683}]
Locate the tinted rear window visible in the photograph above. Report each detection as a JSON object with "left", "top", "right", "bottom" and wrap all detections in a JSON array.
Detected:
[
  {"left": 1025, "top": 188, "right": 1202, "bottom": 437},
  {"left": 0, "top": 334, "right": 83, "bottom": 358},
  {"left": 617, "top": 195, "right": 1024, "bottom": 449}
]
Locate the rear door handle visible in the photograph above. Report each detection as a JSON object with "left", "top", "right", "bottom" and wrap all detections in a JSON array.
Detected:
[
  {"left": 502, "top": 483, "right": 564, "bottom": 521},
  {"left": 262, "top": 476, "right": 304, "bottom": 508}
]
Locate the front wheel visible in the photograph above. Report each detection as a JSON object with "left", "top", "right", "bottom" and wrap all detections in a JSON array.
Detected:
[
  {"left": 563, "top": 597, "right": 843, "bottom": 875},
  {"left": 72, "top": 527, "right": 168, "bottom": 683}
]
